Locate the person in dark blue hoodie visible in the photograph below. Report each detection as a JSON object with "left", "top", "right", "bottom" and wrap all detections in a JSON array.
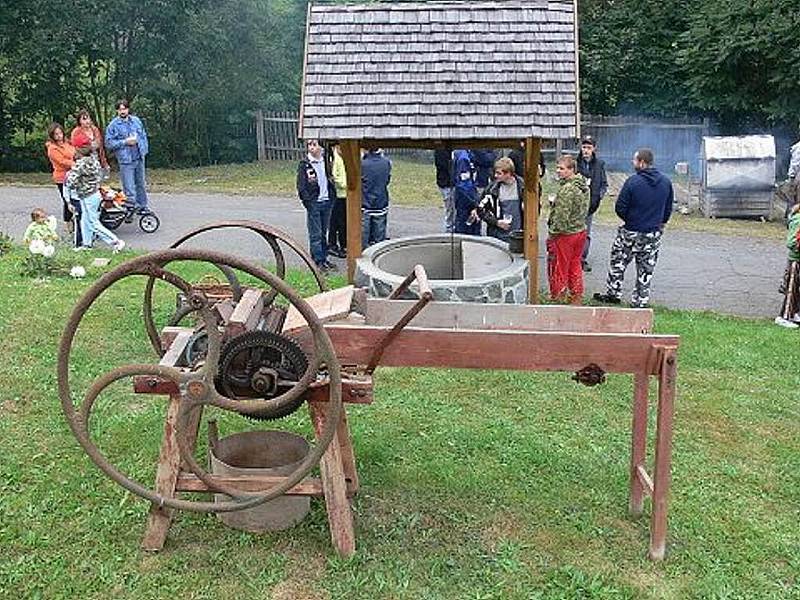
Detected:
[
  {"left": 361, "top": 147, "right": 392, "bottom": 248},
  {"left": 452, "top": 149, "right": 480, "bottom": 235},
  {"left": 593, "top": 148, "right": 673, "bottom": 308},
  {"left": 471, "top": 149, "right": 497, "bottom": 196}
]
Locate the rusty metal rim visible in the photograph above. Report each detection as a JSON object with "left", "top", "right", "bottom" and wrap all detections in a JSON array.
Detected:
[{"left": 58, "top": 248, "right": 342, "bottom": 513}]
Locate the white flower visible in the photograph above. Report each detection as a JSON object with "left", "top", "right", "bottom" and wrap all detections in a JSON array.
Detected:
[
  {"left": 42, "top": 244, "right": 55, "bottom": 258},
  {"left": 29, "top": 239, "right": 45, "bottom": 255},
  {"left": 70, "top": 265, "right": 86, "bottom": 278}
]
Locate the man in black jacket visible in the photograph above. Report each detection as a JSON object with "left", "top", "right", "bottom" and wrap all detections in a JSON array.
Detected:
[
  {"left": 434, "top": 148, "right": 454, "bottom": 233},
  {"left": 577, "top": 135, "right": 608, "bottom": 271},
  {"left": 296, "top": 139, "right": 337, "bottom": 271}
]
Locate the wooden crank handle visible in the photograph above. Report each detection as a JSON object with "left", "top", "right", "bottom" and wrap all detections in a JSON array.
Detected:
[{"left": 413, "top": 264, "right": 433, "bottom": 300}]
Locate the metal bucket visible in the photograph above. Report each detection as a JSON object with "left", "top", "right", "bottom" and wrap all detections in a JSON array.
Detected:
[
  {"left": 209, "top": 430, "right": 311, "bottom": 532},
  {"left": 508, "top": 230, "right": 524, "bottom": 254}
]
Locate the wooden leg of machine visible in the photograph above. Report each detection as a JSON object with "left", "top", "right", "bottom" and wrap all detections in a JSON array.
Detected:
[
  {"left": 337, "top": 406, "right": 359, "bottom": 495},
  {"left": 629, "top": 372, "right": 649, "bottom": 516},
  {"left": 649, "top": 348, "right": 677, "bottom": 561},
  {"left": 141, "top": 393, "right": 183, "bottom": 551},
  {"left": 309, "top": 401, "right": 356, "bottom": 557}
]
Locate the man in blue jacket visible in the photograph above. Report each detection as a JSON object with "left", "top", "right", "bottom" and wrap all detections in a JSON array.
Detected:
[
  {"left": 361, "top": 147, "right": 392, "bottom": 248},
  {"left": 593, "top": 148, "right": 673, "bottom": 308},
  {"left": 104, "top": 99, "right": 150, "bottom": 213}
]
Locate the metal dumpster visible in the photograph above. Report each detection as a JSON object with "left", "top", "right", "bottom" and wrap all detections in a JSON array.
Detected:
[{"left": 701, "top": 135, "right": 775, "bottom": 218}]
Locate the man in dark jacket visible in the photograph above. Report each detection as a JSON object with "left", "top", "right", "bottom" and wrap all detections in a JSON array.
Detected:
[
  {"left": 434, "top": 148, "right": 454, "bottom": 233},
  {"left": 594, "top": 148, "right": 673, "bottom": 308},
  {"left": 577, "top": 135, "right": 608, "bottom": 271},
  {"left": 361, "top": 147, "right": 392, "bottom": 248},
  {"left": 297, "top": 139, "right": 336, "bottom": 271}
]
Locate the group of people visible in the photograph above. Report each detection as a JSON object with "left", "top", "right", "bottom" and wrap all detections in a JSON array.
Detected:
[
  {"left": 44, "top": 99, "right": 150, "bottom": 251},
  {"left": 433, "top": 138, "right": 673, "bottom": 308},
  {"left": 296, "top": 136, "right": 676, "bottom": 309},
  {"left": 296, "top": 140, "right": 391, "bottom": 271}
]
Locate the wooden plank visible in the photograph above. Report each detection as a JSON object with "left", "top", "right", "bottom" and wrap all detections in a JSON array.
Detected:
[
  {"left": 340, "top": 140, "right": 362, "bottom": 282},
  {"left": 351, "top": 138, "right": 525, "bottom": 150},
  {"left": 365, "top": 299, "right": 653, "bottom": 334},
  {"left": 282, "top": 286, "right": 356, "bottom": 333},
  {"left": 312, "top": 324, "right": 680, "bottom": 375},
  {"left": 141, "top": 393, "right": 182, "bottom": 551},
  {"left": 176, "top": 474, "right": 325, "bottom": 496},
  {"left": 135, "top": 375, "right": 374, "bottom": 402},
  {"left": 629, "top": 372, "right": 650, "bottom": 516},
  {"left": 649, "top": 347, "right": 678, "bottom": 561},
  {"left": 213, "top": 298, "right": 236, "bottom": 325},
  {"left": 160, "top": 326, "right": 194, "bottom": 354},
  {"left": 309, "top": 402, "right": 356, "bottom": 557},
  {"left": 524, "top": 137, "right": 542, "bottom": 303},
  {"left": 636, "top": 465, "right": 654, "bottom": 497},
  {"left": 228, "top": 288, "right": 264, "bottom": 337},
  {"left": 161, "top": 330, "right": 193, "bottom": 367}
]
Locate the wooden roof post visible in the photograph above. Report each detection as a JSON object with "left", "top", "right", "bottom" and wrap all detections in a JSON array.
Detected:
[
  {"left": 524, "top": 137, "right": 541, "bottom": 304},
  {"left": 340, "top": 140, "right": 362, "bottom": 282}
]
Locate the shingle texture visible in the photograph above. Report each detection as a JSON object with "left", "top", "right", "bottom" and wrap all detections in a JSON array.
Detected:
[{"left": 300, "top": 1, "right": 579, "bottom": 141}]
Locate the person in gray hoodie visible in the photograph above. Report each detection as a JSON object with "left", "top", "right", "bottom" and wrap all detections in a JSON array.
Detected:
[{"left": 594, "top": 148, "right": 673, "bottom": 309}]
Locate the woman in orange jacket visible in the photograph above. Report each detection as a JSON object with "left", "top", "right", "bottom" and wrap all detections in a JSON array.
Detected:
[
  {"left": 45, "top": 122, "right": 75, "bottom": 225},
  {"left": 70, "top": 108, "right": 108, "bottom": 170}
]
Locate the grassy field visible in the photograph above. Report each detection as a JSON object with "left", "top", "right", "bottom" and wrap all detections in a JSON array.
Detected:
[
  {"left": 0, "top": 243, "right": 798, "bottom": 599},
  {"left": 0, "top": 160, "right": 787, "bottom": 241}
]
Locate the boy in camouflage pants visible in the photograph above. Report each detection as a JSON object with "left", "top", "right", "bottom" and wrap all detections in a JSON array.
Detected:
[{"left": 594, "top": 148, "right": 673, "bottom": 308}]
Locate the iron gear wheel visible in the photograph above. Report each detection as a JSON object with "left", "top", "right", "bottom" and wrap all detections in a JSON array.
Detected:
[{"left": 215, "top": 330, "right": 309, "bottom": 420}]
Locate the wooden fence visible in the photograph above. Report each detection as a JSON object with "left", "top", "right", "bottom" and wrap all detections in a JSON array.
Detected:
[{"left": 256, "top": 111, "right": 712, "bottom": 173}]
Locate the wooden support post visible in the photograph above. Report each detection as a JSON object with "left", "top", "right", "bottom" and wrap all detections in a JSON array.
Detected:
[
  {"left": 141, "top": 393, "right": 183, "bottom": 551},
  {"left": 308, "top": 401, "right": 356, "bottom": 557},
  {"left": 649, "top": 347, "right": 677, "bottom": 560},
  {"left": 524, "top": 137, "right": 541, "bottom": 303},
  {"left": 255, "top": 109, "right": 266, "bottom": 162},
  {"left": 340, "top": 140, "right": 362, "bottom": 283},
  {"left": 629, "top": 371, "right": 649, "bottom": 516}
]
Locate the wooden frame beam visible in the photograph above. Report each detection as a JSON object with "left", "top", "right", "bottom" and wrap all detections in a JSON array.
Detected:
[
  {"left": 314, "top": 324, "right": 679, "bottom": 375},
  {"left": 365, "top": 299, "right": 653, "bottom": 334},
  {"left": 524, "top": 138, "right": 542, "bottom": 303},
  {"left": 329, "top": 138, "right": 526, "bottom": 150},
  {"left": 339, "top": 140, "right": 362, "bottom": 282}
]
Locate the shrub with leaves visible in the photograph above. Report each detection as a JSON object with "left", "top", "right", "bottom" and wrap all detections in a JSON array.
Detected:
[
  {"left": 20, "top": 239, "right": 70, "bottom": 278},
  {"left": 0, "top": 231, "right": 13, "bottom": 255}
]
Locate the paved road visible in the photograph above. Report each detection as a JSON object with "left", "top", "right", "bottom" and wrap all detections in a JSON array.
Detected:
[{"left": 0, "top": 186, "right": 785, "bottom": 319}]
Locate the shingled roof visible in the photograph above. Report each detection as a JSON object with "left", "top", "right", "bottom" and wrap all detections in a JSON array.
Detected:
[{"left": 299, "top": 0, "right": 580, "bottom": 143}]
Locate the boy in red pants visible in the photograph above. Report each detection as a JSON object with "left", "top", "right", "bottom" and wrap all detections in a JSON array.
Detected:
[{"left": 547, "top": 155, "right": 589, "bottom": 304}]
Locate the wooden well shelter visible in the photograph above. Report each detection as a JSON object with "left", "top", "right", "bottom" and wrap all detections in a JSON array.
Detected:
[{"left": 298, "top": 0, "right": 581, "bottom": 301}]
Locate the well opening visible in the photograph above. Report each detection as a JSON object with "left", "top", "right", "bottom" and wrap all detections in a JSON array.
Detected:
[{"left": 355, "top": 234, "right": 529, "bottom": 303}]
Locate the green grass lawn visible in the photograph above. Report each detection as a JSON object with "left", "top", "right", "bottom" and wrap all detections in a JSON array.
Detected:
[
  {"left": 0, "top": 245, "right": 798, "bottom": 599},
  {"left": 0, "top": 160, "right": 787, "bottom": 241}
]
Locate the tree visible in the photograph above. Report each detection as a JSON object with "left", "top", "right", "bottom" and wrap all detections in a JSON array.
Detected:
[{"left": 679, "top": 0, "right": 800, "bottom": 130}]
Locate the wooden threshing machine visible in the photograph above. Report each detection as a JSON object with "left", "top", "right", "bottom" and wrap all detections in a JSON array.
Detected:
[{"left": 58, "top": 222, "right": 679, "bottom": 560}]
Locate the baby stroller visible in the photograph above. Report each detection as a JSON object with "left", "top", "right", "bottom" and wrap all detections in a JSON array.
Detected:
[{"left": 99, "top": 185, "right": 160, "bottom": 233}]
